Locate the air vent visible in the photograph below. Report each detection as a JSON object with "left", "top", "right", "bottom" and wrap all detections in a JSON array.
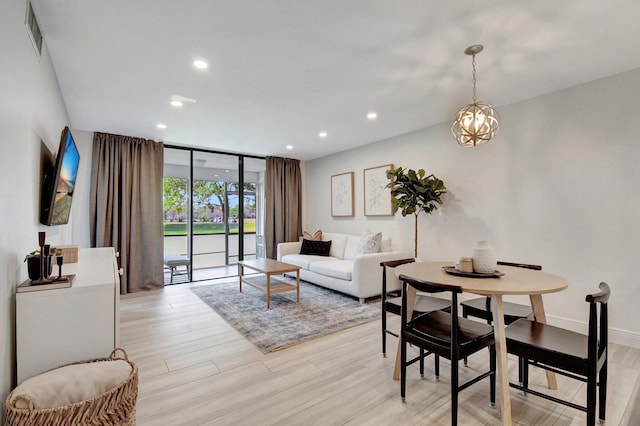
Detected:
[{"left": 25, "top": 0, "right": 43, "bottom": 59}]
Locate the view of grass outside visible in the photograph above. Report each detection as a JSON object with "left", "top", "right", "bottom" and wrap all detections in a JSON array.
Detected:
[
  {"left": 163, "top": 177, "right": 258, "bottom": 236},
  {"left": 164, "top": 220, "right": 257, "bottom": 235}
]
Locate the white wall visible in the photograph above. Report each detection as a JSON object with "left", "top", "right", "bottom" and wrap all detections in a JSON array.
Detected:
[
  {"left": 0, "top": 1, "right": 72, "bottom": 418},
  {"left": 304, "top": 68, "right": 640, "bottom": 347}
]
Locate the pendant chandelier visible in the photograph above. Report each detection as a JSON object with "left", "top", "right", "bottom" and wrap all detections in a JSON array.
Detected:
[{"left": 451, "top": 45, "right": 500, "bottom": 147}]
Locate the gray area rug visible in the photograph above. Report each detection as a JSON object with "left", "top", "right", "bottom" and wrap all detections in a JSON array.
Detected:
[{"left": 190, "top": 279, "right": 380, "bottom": 353}]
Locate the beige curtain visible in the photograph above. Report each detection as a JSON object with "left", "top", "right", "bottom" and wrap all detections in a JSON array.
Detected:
[
  {"left": 90, "top": 132, "right": 164, "bottom": 293},
  {"left": 265, "top": 156, "right": 302, "bottom": 259}
]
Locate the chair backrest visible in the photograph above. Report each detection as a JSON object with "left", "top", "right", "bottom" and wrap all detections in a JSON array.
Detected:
[
  {"left": 480, "top": 261, "right": 543, "bottom": 313},
  {"left": 586, "top": 282, "right": 610, "bottom": 367},
  {"left": 398, "top": 274, "right": 462, "bottom": 295},
  {"left": 380, "top": 258, "right": 415, "bottom": 295},
  {"left": 497, "top": 261, "right": 542, "bottom": 271},
  {"left": 399, "top": 275, "right": 463, "bottom": 353}
]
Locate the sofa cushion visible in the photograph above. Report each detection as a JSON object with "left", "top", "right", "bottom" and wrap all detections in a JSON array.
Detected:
[
  {"left": 309, "top": 260, "right": 353, "bottom": 281},
  {"left": 355, "top": 231, "right": 382, "bottom": 256},
  {"left": 282, "top": 254, "right": 340, "bottom": 270},
  {"left": 323, "top": 233, "right": 348, "bottom": 259},
  {"left": 380, "top": 237, "right": 392, "bottom": 252},
  {"left": 343, "top": 236, "right": 361, "bottom": 260},
  {"left": 303, "top": 229, "right": 322, "bottom": 241},
  {"left": 300, "top": 239, "right": 331, "bottom": 256}
]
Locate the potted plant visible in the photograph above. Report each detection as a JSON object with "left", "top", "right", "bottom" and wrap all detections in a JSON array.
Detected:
[{"left": 386, "top": 167, "right": 447, "bottom": 258}]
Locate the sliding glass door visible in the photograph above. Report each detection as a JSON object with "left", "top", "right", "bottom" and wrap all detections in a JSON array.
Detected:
[{"left": 163, "top": 147, "right": 265, "bottom": 284}]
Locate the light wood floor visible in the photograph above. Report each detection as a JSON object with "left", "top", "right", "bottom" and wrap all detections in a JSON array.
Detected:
[{"left": 121, "top": 281, "right": 640, "bottom": 425}]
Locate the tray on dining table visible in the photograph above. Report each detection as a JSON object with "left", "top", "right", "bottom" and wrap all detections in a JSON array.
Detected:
[{"left": 442, "top": 266, "right": 504, "bottom": 278}]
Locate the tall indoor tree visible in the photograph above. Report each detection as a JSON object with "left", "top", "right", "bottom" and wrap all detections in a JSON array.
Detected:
[{"left": 386, "top": 167, "right": 447, "bottom": 258}]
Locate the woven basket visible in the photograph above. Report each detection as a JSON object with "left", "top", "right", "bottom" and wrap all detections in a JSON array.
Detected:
[{"left": 5, "top": 348, "right": 138, "bottom": 426}]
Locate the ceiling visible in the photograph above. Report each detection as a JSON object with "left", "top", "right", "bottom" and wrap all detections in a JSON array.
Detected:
[{"left": 33, "top": 1, "right": 640, "bottom": 161}]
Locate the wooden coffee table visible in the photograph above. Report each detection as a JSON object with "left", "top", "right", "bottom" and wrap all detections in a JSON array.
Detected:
[{"left": 237, "top": 259, "right": 300, "bottom": 309}]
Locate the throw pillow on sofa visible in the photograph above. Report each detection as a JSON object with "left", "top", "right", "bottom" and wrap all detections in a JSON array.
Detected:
[
  {"left": 303, "top": 229, "right": 323, "bottom": 241},
  {"left": 300, "top": 239, "right": 332, "bottom": 256},
  {"left": 354, "top": 231, "right": 382, "bottom": 256}
]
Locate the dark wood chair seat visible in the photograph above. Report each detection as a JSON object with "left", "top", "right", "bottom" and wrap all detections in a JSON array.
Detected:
[
  {"left": 384, "top": 294, "right": 451, "bottom": 317},
  {"left": 460, "top": 261, "right": 541, "bottom": 324},
  {"left": 460, "top": 261, "right": 540, "bottom": 369},
  {"left": 408, "top": 310, "right": 495, "bottom": 359},
  {"left": 399, "top": 275, "right": 496, "bottom": 425},
  {"left": 461, "top": 297, "right": 533, "bottom": 324},
  {"left": 506, "top": 282, "right": 610, "bottom": 426}
]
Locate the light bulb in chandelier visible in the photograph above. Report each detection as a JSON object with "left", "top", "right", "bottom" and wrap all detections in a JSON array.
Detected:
[{"left": 451, "top": 45, "right": 500, "bottom": 147}]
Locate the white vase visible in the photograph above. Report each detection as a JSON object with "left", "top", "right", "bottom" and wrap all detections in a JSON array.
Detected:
[{"left": 472, "top": 240, "right": 497, "bottom": 273}]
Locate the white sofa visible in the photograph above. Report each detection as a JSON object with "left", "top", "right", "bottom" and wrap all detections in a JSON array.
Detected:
[{"left": 277, "top": 232, "right": 413, "bottom": 302}]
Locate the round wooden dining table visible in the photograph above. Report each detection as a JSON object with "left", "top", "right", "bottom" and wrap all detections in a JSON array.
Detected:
[{"left": 393, "top": 261, "right": 568, "bottom": 426}]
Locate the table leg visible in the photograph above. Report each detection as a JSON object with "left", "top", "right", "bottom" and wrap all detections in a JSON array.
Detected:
[
  {"left": 296, "top": 269, "right": 300, "bottom": 302},
  {"left": 393, "top": 285, "right": 416, "bottom": 381},
  {"left": 266, "top": 273, "right": 271, "bottom": 309},
  {"left": 238, "top": 264, "right": 243, "bottom": 292},
  {"left": 491, "top": 295, "right": 512, "bottom": 425},
  {"left": 529, "top": 294, "right": 558, "bottom": 390}
]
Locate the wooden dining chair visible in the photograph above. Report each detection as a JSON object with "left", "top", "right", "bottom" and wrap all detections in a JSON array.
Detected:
[
  {"left": 506, "top": 282, "right": 610, "bottom": 426},
  {"left": 399, "top": 274, "right": 496, "bottom": 425},
  {"left": 380, "top": 259, "right": 450, "bottom": 378}
]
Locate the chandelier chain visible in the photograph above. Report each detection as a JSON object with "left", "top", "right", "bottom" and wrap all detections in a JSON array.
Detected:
[{"left": 472, "top": 54, "right": 477, "bottom": 103}]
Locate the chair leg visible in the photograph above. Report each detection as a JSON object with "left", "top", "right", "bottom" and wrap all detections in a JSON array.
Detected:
[
  {"left": 462, "top": 309, "right": 469, "bottom": 366},
  {"left": 451, "top": 358, "right": 459, "bottom": 426},
  {"left": 381, "top": 309, "right": 387, "bottom": 357},
  {"left": 400, "top": 336, "right": 407, "bottom": 402},
  {"left": 419, "top": 348, "right": 425, "bottom": 379},
  {"left": 587, "top": 371, "right": 597, "bottom": 426},
  {"left": 519, "top": 357, "right": 528, "bottom": 396},
  {"left": 435, "top": 354, "right": 440, "bottom": 381},
  {"left": 599, "top": 359, "right": 608, "bottom": 424},
  {"left": 489, "top": 345, "right": 496, "bottom": 407}
]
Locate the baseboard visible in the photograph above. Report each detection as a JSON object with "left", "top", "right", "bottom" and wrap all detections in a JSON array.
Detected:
[{"left": 547, "top": 314, "right": 640, "bottom": 349}]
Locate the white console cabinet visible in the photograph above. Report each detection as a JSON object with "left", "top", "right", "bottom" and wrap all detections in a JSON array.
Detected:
[{"left": 16, "top": 247, "right": 120, "bottom": 384}]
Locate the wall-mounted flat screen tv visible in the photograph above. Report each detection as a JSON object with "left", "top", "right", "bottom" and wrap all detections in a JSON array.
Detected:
[{"left": 40, "top": 126, "right": 80, "bottom": 225}]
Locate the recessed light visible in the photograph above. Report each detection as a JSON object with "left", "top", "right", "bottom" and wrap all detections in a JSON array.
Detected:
[
  {"left": 225, "top": 169, "right": 230, "bottom": 173},
  {"left": 171, "top": 100, "right": 183, "bottom": 107},
  {"left": 318, "top": 132, "right": 328, "bottom": 138},
  {"left": 286, "top": 145, "right": 293, "bottom": 150},
  {"left": 367, "top": 112, "right": 378, "bottom": 120},
  {"left": 193, "top": 60, "right": 208, "bottom": 69},
  {"left": 157, "top": 123, "right": 167, "bottom": 129}
]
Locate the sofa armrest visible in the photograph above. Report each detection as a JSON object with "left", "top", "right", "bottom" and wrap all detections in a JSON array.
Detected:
[
  {"left": 277, "top": 241, "right": 302, "bottom": 261},
  {"left": 352, "top": 251, "right": 414, "bottom": 296}
]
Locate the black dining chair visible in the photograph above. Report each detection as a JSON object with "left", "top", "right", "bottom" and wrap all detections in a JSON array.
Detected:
[
  {"left": 461, "top": 261, "right": 540, "bottom": 325},
  {"left": 506, "top": 282, "right": 610, "bottom": 426},
  {"left": 380, "top": 259, "right": 450, "bottom": 378},
  {"left": 460, "top": 261, "right": 540, "bottom": 370},
  {"left": 399, "top": 274, "right": 496, "bottom": 425}
]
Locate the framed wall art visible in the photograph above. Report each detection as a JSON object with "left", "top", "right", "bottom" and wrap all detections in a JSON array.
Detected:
[
  {"left": 331, "top": 172, "right": 354, "bottom": 217},
  {"left": 363, "top": 164, "right": 393, "bottom": 216}
]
